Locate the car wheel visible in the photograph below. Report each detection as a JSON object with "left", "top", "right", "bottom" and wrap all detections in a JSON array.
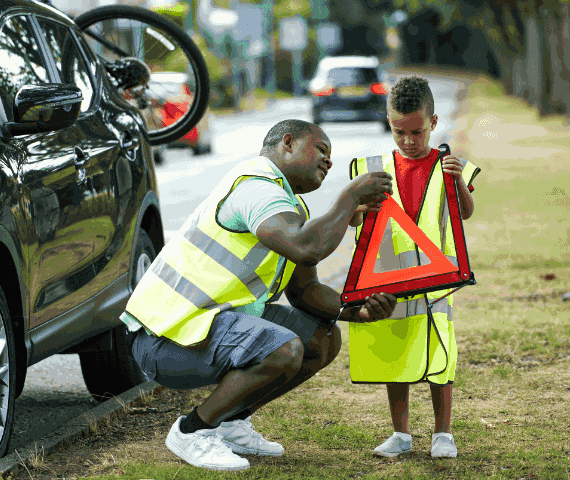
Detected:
[
  {"left": 0, "top": 288, "right": 17, "bottom": 457},
  {"left": 79, "top": 229, "right": 156, "bottom": 403},
  {"left": 153, "top": 150, "right": 165, "bottom": 166},
  {"left": 192, "top": 144, "right": 212, "bottom": 156}
]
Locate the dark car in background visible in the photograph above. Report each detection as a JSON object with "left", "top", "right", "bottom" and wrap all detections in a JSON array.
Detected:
[
  {"left": 308, "top": 55, "right": 390, "bottom": 132},
  {"left": 0, "top": 0, "right": 169, "bottom": 456}
]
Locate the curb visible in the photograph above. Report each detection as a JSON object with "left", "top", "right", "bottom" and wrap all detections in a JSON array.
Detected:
[{"left": 0, "top": 380, "right": 162, "bottom": 477}]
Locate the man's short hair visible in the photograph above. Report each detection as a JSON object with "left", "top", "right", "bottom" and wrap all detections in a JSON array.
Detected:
[
  {"left": 388, "top": 76, "right": 434, "bottom": 116},
  {"left": 261, "top": 119, "right": 318, "bottom": 151}
]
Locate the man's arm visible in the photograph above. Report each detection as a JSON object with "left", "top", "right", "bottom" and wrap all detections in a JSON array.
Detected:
[
  {"left": 285, "top": 265, "right": 397, "bottom": 322},
  {"left": 256, "top": 172, "right": 392, "bottom": 266}
]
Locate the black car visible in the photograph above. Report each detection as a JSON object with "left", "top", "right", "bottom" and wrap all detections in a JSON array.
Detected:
[
  {"left": 308, "top": 55, "right": 390, "bottom": 132},
  {"left": 0, "top": 0, "right": 208, "bottom": 457}
]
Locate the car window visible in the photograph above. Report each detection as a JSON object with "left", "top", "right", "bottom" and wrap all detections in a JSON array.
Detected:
[
  {"left": 149, "top": 81, "right": 182, "bottom": 100},
  {"left": 327, "top": 67, "right": 379, "bottom": 86},
  {"left": 76, "top": 34, "right": 99, "bottom": 79},
  {"left": 0, "top": 15, "right": 50, "bottom": 122},
  {"left": 36, "top": 18, "right": 95, "bottom": 113}
]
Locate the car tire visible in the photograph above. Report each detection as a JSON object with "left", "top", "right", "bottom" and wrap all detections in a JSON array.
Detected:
[
  {"left": 192, "top": 144, "right": 212, "bottom": 156},
  {"left": 79, "top": 229, "right": 156, "bottom": 403},
  {"left": 0, "top": 287, "right": 17, "bottom": 457},
  {"left": 153, "top": 150, "right": 165, "bottom": 166}
]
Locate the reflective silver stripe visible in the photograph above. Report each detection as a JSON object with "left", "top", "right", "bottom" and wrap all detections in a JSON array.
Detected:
[
  {"left": 151, "top": 257, "right": 232, "bottom": 312},
  {"left": 181, "top": 228, "right": 269, "bottom": 299},
  {"left": 439, "top": 185, "right": 448, "bottom": 251},
  {"left": 374, "top": 249, "right": 457, "bottom": 272},
  {"left": 390, "top": 298, "right": 452, "bottom": 320},
  {"left": 365, "top": 156, "right": 385, "bottom": 173},
  {"left": 373, "top": 217, "right": 400, "bottom": 272}
]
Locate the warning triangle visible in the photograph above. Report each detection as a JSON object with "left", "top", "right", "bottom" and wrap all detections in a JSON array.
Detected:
[
  {"left": 341, "top": 145, "right": 475, "bottom": 306},
  {"left": 342, "top": 194, "right": 470, "bottom": 305},
  {"left": 356, "top": 196, "right": 456, "bottom": 288}
]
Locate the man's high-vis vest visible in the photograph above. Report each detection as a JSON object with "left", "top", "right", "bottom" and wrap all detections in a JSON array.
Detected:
[
  {"left": 125, "top": 156, "right": 308, "bottom": 346},
  {"left": 348, "top": 151, "right": 480, "bottom": 385}
]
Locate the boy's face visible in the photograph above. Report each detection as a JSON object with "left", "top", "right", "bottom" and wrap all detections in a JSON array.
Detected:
[{"left": 388, "top": 107, "right": 438, "bottom": 159}]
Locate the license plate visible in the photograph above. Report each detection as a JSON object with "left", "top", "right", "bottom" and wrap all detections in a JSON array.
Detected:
[{"left": 337, "top": 86, "right": 367, "bottom": 98}]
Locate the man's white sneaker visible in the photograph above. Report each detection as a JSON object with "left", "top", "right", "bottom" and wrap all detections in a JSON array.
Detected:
[
  {"left": 165, "top": 416, "right": 249, "bottom": 471},
  {"left": 217, "top": 416, "right": 284, "bottom": 456},
  {"left": 431, "top": 432, "right": 457, "bottom": 458},
  {"left": 373, "top": 433, "right": 412, "bottom": 457}
]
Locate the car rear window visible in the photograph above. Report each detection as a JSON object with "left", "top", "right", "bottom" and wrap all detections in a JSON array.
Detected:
[
  {"left": 326, "top": 67, "right": 379, "bottom": 86},
  {"left": 148, "top": 81, "right": 182, "bottom": 100}
]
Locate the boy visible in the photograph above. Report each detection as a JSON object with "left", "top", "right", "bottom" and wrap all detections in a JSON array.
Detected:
[{"left": 349, "top": 76, "right": 480, "bottom": 458}]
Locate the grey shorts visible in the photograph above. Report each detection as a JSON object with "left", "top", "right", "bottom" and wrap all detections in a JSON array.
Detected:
[{"left": 130, "top": 304, "right": 325, "bottom": 390}]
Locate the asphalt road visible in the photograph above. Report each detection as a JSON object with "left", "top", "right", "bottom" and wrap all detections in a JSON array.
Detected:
[{"left": 9, "top": 78, "right": 465, "bottom": 456}]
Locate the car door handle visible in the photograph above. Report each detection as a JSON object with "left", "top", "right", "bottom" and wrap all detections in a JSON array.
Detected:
[
  {"left": 121, "top": 131, "right": 139, "bottom": 161},
  {"left": 74, "top": 146, "right": 91, "bottom": 168}
]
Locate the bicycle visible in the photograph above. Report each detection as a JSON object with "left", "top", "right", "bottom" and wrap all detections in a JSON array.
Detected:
[{"left": 74, "top": 5, "right": 210, "bottom": 146}]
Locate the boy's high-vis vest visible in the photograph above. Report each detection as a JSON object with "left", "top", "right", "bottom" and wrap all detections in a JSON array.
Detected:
[
  {"left": 348, "top": 151, "right": 480, "bottom": 384},
  {"left": 125, "top": 156, "right": 308, "bottom": 346}
]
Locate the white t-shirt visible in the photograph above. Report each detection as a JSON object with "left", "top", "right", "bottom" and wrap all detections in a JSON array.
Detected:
[
  {"left": 217, "top": 177, "right": 298, "bottom": 234},
  {"left": 217, "top": 164, "right": 300, "bottom": 317}
]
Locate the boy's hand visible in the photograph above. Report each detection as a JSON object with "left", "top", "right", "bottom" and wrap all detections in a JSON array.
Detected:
[
  {"left": 355, "top": 293, "right": 397, "bottom": 322},
  {"left": 442, "top": 155, "right": 464, "bottom": 179}
]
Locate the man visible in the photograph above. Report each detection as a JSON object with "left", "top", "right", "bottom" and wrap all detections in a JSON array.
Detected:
[{"left": 121, "top": 119, "right": 397, "bottom": 471}]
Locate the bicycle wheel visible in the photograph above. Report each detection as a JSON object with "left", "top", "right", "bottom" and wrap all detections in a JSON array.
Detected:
[{"left": 75, "top": 5, "right": 210, "bottom": 146}]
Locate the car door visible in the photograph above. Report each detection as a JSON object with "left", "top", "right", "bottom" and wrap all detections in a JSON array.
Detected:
[
  {"left": 36, "top": 17, "right": 144, "bottom": 327},
  {"left": 0, "top": 13, "right": 98, "bottom": 330}
]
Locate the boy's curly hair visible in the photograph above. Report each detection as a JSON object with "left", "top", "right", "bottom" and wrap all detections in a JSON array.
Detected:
[{"left": 388, "top": 76, "right": 434, "bottom": 116}]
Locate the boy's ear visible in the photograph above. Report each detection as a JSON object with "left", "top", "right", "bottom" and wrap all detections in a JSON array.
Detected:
[{"left": 431, "top": 114, "right": 438, "bottom": 130}]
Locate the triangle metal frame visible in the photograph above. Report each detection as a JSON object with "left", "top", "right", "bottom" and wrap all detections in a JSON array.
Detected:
[{"left": 341, "top": 145, "right": 476, "bottom": 307}]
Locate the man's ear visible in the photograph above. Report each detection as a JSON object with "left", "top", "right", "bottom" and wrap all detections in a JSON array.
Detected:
[{"left": 282, "top": 133, "right": 294, "bottom": 153}]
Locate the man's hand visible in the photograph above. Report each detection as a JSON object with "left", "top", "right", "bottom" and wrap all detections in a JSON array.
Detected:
[
  {"left": 349, "top": 201, "right": 386, "bottom": 227},
  {"left": 354, "top": 293, "right": 397, "bottom": 323},
  {"left": 348, "top": 172, "right": 393, "bottom": 206}
]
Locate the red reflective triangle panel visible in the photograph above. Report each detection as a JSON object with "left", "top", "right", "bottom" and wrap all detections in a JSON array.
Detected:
[{"left": 355, "top": 196, "right": 456, "bottom": 289}]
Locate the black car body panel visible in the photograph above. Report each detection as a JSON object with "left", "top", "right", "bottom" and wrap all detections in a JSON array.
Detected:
[{"left": 0, "top": 0, "right": 164, "bottom": 372}]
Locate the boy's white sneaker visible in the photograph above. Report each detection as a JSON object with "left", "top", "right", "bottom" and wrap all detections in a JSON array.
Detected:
[
  {"left": 216, "top": 416, "right": 284, "bottom": 456},
  {"left": 431, "top": 432, "right": 457, "bottom": 458},
  {"left": 373, "top": 432, "right": 412, "bottom": 457},
  {"left": 165, "top": 416, "right": 249, "bottom": 471}
]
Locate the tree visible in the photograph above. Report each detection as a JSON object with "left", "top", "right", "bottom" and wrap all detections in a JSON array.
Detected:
[{"left": 394, "top": 0, "right": 570, "bottom": 115}]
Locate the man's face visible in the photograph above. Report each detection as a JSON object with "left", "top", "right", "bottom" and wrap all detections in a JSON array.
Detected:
[
  {"left": 388, "top": 107, "right": 437, "bottom": 159},
  {"left": 286, "top": 127, "right": 332, "bottom": 193}
]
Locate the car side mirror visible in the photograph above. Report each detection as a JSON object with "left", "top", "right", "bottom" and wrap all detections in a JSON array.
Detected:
[{"left": 1, "top": 84, "right": 83, "bottom": 137}]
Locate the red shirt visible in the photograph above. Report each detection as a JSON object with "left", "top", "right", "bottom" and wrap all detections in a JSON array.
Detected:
[{"left": 394, "top": 148, "right": 440, "bottom": 222}]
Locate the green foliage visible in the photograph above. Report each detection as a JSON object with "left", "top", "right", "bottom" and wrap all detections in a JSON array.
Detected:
[
  {"left": 214, "top": 0, "right": 311, "bottom": 19},
  {"left": 149, "top": 2, "right": 229, "bottom": 91},
  {"left": 150, "top": 3, "right": 188, "bottom": 26}
]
